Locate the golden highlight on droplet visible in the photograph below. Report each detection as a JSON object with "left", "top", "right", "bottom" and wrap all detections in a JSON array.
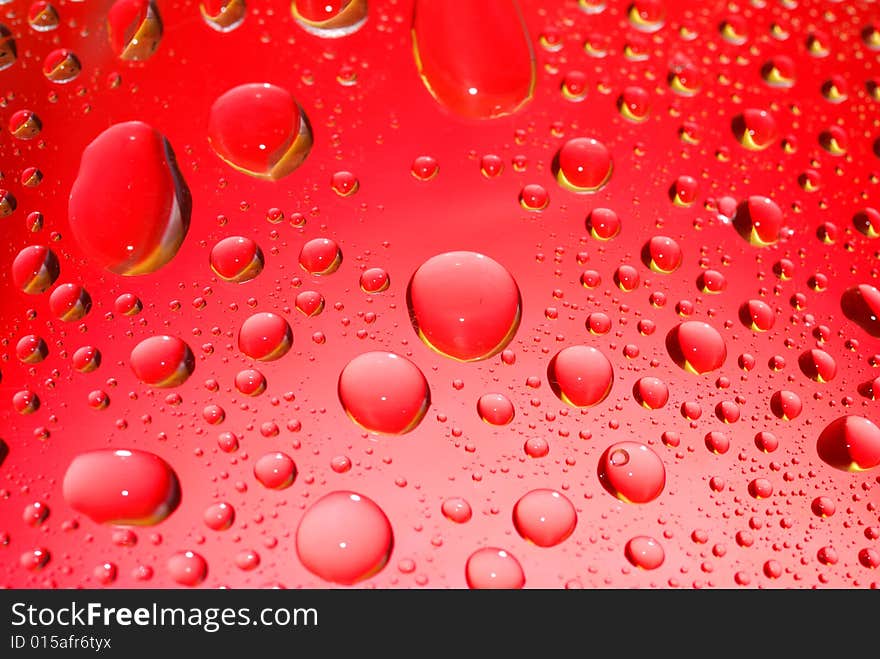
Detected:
[
  {"left": 622, "top": 44, "right": 648, "bottom": 61},
  {"left": 120, "top": 6, "right": 163, "bottom": 61},
  {"left": 556, "top": 167, "right": 612, "bottom": 194},
  {"left": 668, "top": 73, "right": 699, "bottom": 96},
  {"left": 720, "top": 23, "right": 746, "bottom": 45},
  {"left": 822, "top": 83, "right": 846, "bottom": 102},
  {"left": 584, "top": 39, "right": 608, "bottom": 58},
  {"left": 200, "top": 0, "right": 246, "bottom": 32},
  {"left": 417, "top": 306, "right": 521, "bottom": 364},
  {"left": 762, "top": 67, "right": 794, "bottom": 88}
]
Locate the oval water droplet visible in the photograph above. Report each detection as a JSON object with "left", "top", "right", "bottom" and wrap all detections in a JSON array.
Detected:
[
  {"left": 625, "top": 536, "right": 664, "bottom": 569},
  {"left": 412, "top": 0, "right": 535, "bottom": 119},
  {"left": 167, "top": 550, "right": 207, "bottom": 586},
  {"left": 841, "top": 284, "right": 880, "bottom": 337},
  {"left": 299, "top": 237, "right": 342, "bottom": 275},
  {"left": 476, "top": 392, "right": 515, "bottom": 425},
  {"left": 69, "top": 121, "right": 191, "bottom": 275},
  {"left": 63, "top": 449, "right": 180, "bottom": 525}
]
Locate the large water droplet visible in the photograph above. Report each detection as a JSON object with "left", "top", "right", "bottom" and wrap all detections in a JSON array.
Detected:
[
  {"left": 12, "top": 245, "right": 59, "bottom": 294},
  {"left": 408, "top": 251, "right": 520, "bottom": 362},
  {"left": 63, "top": 449, "right": 180, "bottom": 525},
  {"left": 817, "top": 415, "right": 880, "bottom": 472},
  {"left": 208, "top": 83, "right": 312, "bottom": 180},
  {"left": 107, "top": 0, "right": 163, "bottom": 61},
  {"left": 338, "top": 351, "right": 430, "bottom": 434},
  {"left": 69, "top": 121, "right": 191, "bottom": 275},
  {"left": 296, "top": 491, "right": 393, "bottom": 585},
  {"left": 412, "top": 0, "right": 535, "bottom": 119},
  {"left": 841, "top": 284, "right": 880, "bottom": 337}
]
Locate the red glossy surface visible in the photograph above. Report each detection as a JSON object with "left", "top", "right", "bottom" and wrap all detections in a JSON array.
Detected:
[{"left": 1, "top": 0, "right": 880, "bottom": 590}]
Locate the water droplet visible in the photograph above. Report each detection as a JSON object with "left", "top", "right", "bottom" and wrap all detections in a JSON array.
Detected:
[
  {"left": 798, "top": 349, "right": 837, "bottom": 383},
  {"left": 480, "top": 154, "right": 504, "bottom": 177},
  {"left": 295, "top": 290, "right": 325, "bottom": 316},
  {"left": 617, "top": 86, "right": 651, "bottom": 122},
  {"left": 732, "top": 109, "right": 777, "bottom": 150},
  {"left": 412, "top": 0, "right": 535, "bottom": 119},
  {"left": 16, "top": 335, "right": 48, "bottom": 364},
  {"left": 72, "top": 346, "right": 101, "bottom": 372},
  {"left": 524, "top": 437, "right": 549, "bottom": 458},
  {"left": 817, "top": 415, "right": 880, "bottom": 472},
  {"left": 598, "top": 442, "right": 665, "bottom": 503},
  {"left": 628, "top": 0, "right": 665, "bottom": 32},
  {"left": 69, "top": 121, "right": 191, "bottom": 275},
  {"left": 733, "top": 195, "right": 783, "bottom": 246},
  {"left": 330, "top": 170, "right": 359, "bottom": 196},
  {"left": 441, "top": 497, "right": 472, "bottom": 523},
  {"left": 554, "top": 137, "right": 613, "bottom": 192},
  {"left": 0, "top": 24, "right": 17, "bottom": 71},
  {"left": 63, "top": 449, "right": 180, "bottom": 525},
  {"left": 625, "top": 536, "right": 664, "bottom": 569},
  {"left": 208, "top": 83, "right": 312, "bottom": 180},
  {"left": 666, "top": 321, "right": 726, "bottom": 375},
  {"left": 234, "top": 368, "right": 266, "bottom": 396},
  {"left": 9, "top": 109, "right": 41, "bottom": 139},
  {"left": 42, "top": 48, "right": 81, "bottom": 83},
  {"left": 296, "top": 491, "right": 393, "bottom": 585},
  {"left": 254, "top": 452, "right": 297, "bottom": 489},
  {"left": 739, "top": 299, "right": 774, "bottom": 331},
  {"left": 107, "top": 0, "right": 163, "bottom": 60},
  {"left": 633, "top": 376, "right": 669, "bottom": 409},
  {"left": 465, "top": 547, "right": 525, "bottom": 589},
  {"left": 512, "top": 489, "right": 576, "bottom": 547},
  {"left": 408, "top": 251, "right": 520, "bottom": 362},
  {"left": 586, "top": 207, "right": 621, "bottom": 240},
  {"left": 130, "top": 336, "right": 195, "bottom": 387},
  {"left": 12, "top": 245, "right": 59, "bottom": 294},
  {"left": 811, "top": 496, "right": 835, "bottom": 517},
  {"left": 519, "top": 183, "right": 549, "bottom": 210},
  {"left": 643, "top": 235, "right": 682, "bottom": 273},
  {"left": 238, "top": 312, "right": 292, "bottom": 361},
  {"left": 299, "top": 237, "right": 342, "bottom": 275},
  {"left": 761, "top": 55, "right": 795, "bottom": 87},
  {"left": 49, "top": 283, "right": 91, "bottom": 321},
  {"left": 853, "top": 208, "right": 880, "bottom": 238},
  {"left": 841, "top": 284, "right": 880, "bottom": 337},
  {"left": 770, "top": 390, "right": 802, "bottom": 421},
  {"left": 167, "top": 550, "right": 207, "bottom": 586},
  {"left": 292, "top": 0, "right": 367, "bottom": 38},
  {"left": 210, "top": 236, "right": 264, "bottom": 282},
  {"left": 548, "top": 345, "right": 614, "bottom": 407},
  {"left": 338, "top": 351, "right": 430, "bottom": 434},
  {"left": 359, "top": 267, "right": 390, "bottom": 293},
  {"left": 200, "top": 0, "right": 246, "bottom": 32},
  {"left": 476, "top": 392, "right": 515, "bottom": 425},
  {"left": 411, "top": 155, "right": 438, "bottom": 181}
]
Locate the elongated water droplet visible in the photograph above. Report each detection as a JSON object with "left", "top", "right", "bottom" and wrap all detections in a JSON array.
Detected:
[
  {"left": 63, "top": 449, "right": 180, "bottom": 525},
  {"left": 412, "top": 0, "right": 535, "bottom": 119},
  {"left": 69, "top": 121, "right": 191, "bottom": 275}
]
